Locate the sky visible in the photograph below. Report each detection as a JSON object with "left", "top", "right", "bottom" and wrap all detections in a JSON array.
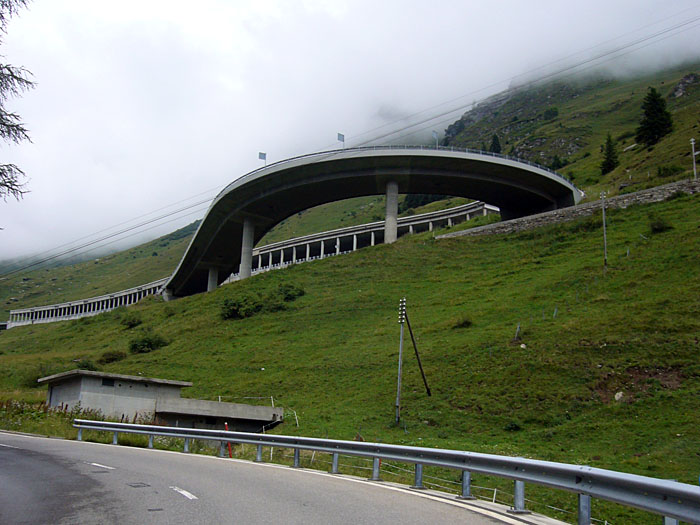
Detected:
[{"left": 1, "top": 0, "right": 699, "bottom": 264}]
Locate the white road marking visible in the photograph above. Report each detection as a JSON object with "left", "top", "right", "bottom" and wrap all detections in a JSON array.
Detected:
[
  {"left": 0, "top": 443, "right": 19, "bottom": 449},
  {"left": 89, "top": 462, "right": 115, "bottom": 470},
  {"left": 170, "top": 486, "right": 198, "bottom": 500}
]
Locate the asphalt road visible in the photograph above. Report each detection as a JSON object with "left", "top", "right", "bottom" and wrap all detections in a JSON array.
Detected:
[{"left": 0, "top": 431, "right": 533, "bottom": 524}]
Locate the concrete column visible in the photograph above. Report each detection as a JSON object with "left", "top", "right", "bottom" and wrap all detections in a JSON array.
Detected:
[
  {"left": 371, "top": 231, "right": 375, "bottom": 246},
  {"left": 207, "top": 267, "right": 219, "bottom": 292},
  {"left": 384, "top": 181, "right": 398, "bottom": 244},
  {"left": 320, "top": 241, "right": 325, "bottom": 257},
  {"left": 292, "top": 246, "right": 297, "bottom": 262},
  {"left": 306, "top": 244, "right": 310, "bottom": 259},
  {"left": 239, "top": 217, "right": 254, "bottom": 280},
  {"left": 447, "top": 217, "right": 453, "bottom": 227},
  {"left": 335, "top": 237, "right": 340, "bottom": 255},
  {"left": 429, "top": 221, "right": 433, "bottom": 231},
  {"left": 353, "top": 235, "right": 357, "bottom": 251},
  {"left": 280, "top": 249, "right": 284, "bottom": 264},
  {"left": 409, "top": 224, "right": 414, "bottom": 234}
]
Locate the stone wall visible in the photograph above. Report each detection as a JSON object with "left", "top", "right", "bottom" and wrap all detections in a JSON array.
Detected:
[{"left": 437, "top": 179, "right": 700, "bottom": 240}]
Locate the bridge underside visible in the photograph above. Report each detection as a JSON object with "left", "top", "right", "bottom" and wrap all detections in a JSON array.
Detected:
[{"left": 166, "top": 150, "right": 580, "bottom": 297}]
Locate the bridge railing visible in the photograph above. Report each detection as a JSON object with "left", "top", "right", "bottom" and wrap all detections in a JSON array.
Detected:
[
  {"left": 73, "top": 418, "right": 699, "bottom": 524},
  {"left": 221, "top": 145, "right": 579, "bottom": 200}
]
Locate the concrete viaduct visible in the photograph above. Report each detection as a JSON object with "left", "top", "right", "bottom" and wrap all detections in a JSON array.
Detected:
[{"left": 164, "top": 146, "right": 583, "bottom": 299}]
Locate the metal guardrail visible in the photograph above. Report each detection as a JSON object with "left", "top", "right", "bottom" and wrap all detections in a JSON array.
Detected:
[{"left": 73, "top": 419, "right": 699, "bottom": 524}]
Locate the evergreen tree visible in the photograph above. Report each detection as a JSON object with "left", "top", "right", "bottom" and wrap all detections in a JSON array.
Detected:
[
  {"left": 635, "top": 87, "right": 673, "bottom": 146},
  {"left": 0, "top": 0, "right": 34, "bottom": 202},
  {"left": 600, "top": 133, "right": 619, "bottom": 175},
  {"left": 489, "top": 134, "right": 501, "bottom": 154}
]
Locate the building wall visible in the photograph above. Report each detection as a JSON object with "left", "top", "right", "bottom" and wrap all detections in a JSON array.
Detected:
[
  {"left": 47, "top": 378, "right": 82, "bottom": 409},
  {"left": 47, "top": 376, "right": 183, "bottom": 420}
]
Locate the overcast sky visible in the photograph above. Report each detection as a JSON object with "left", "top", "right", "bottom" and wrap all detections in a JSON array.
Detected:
[{"left": 1, "top": 0, "right": 699, "bottom": 262}]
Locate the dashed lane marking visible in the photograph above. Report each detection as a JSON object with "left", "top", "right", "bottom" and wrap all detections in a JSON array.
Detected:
[
  {"left": 89, "top": 462, "right": 115, "bottom": 470},
  {"left": 0, "top": 443, "right": 19, "bottom": 449},
  {"left": 170, "top": 486, "right": 198, "bottom": 500}
]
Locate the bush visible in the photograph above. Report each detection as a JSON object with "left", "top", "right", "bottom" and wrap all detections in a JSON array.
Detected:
[
  {"left": 543, "top": 107, "right": 558, "bottom": 120},
  {"left": 278, "top": 283, "right": 305, "bottom": 302},
  {"left": 452, "top": 316, "right": 473, "bottom": 329},
  {"left": 649, "top": 213, "right": 673, "bottom": 234},
  {"left": 120, "top": 312, "right": 142, "bottom": 329},
  {"left": 98, "top": 350, "right": 127, "bottom": 364},
  {"left": 504, "top": 421, "right": 522, "bottom": 432},
  {"left": 74, "top": 359, "right": 98, "bottom": 371},
  {"left": 128, "top": 331, "right": 168, "bottom": 354},
  {"left": 657, "top": 165, "right": 684, "bottom": 178},
  {"left": 220, "top": 295, "right": 263, "bottom": 320}
]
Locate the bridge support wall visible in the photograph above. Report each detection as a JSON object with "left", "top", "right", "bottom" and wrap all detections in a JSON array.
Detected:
[
  {"left": 239, "top": 217, "right": 255, "bottom": 280},
  {"left": 384, "top": 181, "right": 398, "bottom": 244}
]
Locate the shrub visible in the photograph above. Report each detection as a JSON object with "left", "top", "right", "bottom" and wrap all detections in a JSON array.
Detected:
[
  {"left": 543, "top": 107, "right": 558, "bottom": 120},
  {"left": 120, "top": 312, "right": 142, "bottom": 329},
  {"left": 278, "top": 283, "right": 305, "bottom": 302},
  {"left": 220, "top": 295, "right": 263, "bottom": 320},
  {"left": 98, "top": 350, "right": 127, "bottom": 364},
  {"left": 648, "top": 213, "right": 673, "bottom": 234},
  {"left": 74, "top": 359, "right": 98, "bottom": 371},
  {"left": 451, "top": 316, "right": 473, "bottom": 329},
  {"left": 657, "top": 165, "right": 684, "bottom": 178},
  {"left": 504, "top": 421, "right": 522, "bottom": 432},
  {"left": 128, "top": 331, "right": 168, "bottom": 354}
]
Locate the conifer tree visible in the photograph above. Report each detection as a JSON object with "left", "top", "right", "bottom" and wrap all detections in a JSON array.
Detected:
[
  {"left": 489, "top": 134, "right": 501, "bottom": 154},
  {"left": 0, "top": 0, "right": 34, "bottom": 202},
  {"left": 635, "top": 87, "right": 673, "bottom": 147},
  {"left": 600, "top": 133, "right": 619, "bottom": 175}
]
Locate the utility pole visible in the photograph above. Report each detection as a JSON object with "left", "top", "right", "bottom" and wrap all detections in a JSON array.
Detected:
[
  {"left": 395, "top": 297, "right": 406, "bottom": 424},
  {"left": 601, "top": 191, "right": 608, "bottom": 268}
]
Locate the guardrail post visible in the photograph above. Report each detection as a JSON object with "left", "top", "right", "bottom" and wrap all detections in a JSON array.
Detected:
[
  {"left": 219, "top": 441, "right": 226, "bottom": 457},
  {"left": 112, "top": 432, "right": 118, "bottom": 445},
  {"left": 411, "top": 463, "right": 425, "bottom": 489},
  {"left": 331, "top": 453, "right": 339, "bottom": 474},
  {"left": 293, "top": 448, "right": 301, "bottom": 468},
  {"left": 508, "top": 480, "right": 530, "bottom": 514},
  {"left": 369, "top": 457, "right": 382, "bottom": 481},
  {"left": 148, "top": 435, "right": 154, "bottom": 449},
  {"left": 77, "top": 428, "right": 82, "bottom": 441},
  {"left": 255, "top": 444, "right": 263, "bottom": 462},
  {"left": 457, "top": 470, "right": 476, "bottom": 500},
  {"left": 578, "top": 494, "right": 591, "bottom": 525},
  {"left": 184, "top": 438, "right": 190, "bottom": 453},
  {"left": 663, "top": 516, "right": 679, "bottom": 525}
]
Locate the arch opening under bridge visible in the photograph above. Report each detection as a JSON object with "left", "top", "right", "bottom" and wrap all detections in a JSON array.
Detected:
[{"left": 164, "top": 146, "right": 583, "bottom": 298}]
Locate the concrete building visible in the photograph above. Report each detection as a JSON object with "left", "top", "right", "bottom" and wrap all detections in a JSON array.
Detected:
[{"left": 38, "top": 369, "right": 283, "bottom": 432}]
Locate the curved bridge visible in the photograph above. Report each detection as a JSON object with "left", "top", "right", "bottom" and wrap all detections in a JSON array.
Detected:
[{"left": 165, "top": 146, "right": 583, "bottom": 298}]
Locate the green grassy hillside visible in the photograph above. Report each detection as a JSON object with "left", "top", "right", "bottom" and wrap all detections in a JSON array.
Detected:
[
  {"left": 1, "top": 191, "right": 698, "bottom": 523},
  {"left": 0, "top": 222, "right": 198, "bottom": 319},
  {"left": 445, "top": 62, "right": 700, "bottom": 199}
]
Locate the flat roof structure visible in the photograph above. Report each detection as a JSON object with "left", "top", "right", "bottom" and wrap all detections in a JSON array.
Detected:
[{"left": 37, "top": 369, "right": 192, "bottom": 388}]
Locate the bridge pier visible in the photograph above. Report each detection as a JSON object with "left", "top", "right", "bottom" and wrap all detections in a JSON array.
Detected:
[
  {"left": 207, "top": 268, "right": 218, "bottom": 292},
  {"left": 239, "top": 217, "right": 255, "bottom": 280},
  {"left": 385, "top": 181, "right": 398, "bottom": 244}
]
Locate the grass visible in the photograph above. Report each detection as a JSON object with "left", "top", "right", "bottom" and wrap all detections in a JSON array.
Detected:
[{"left": 1, "top": 191, "right": 698, "bottom": 523}]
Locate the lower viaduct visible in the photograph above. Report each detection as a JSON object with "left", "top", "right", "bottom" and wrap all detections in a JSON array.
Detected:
[{"left": 6, "top": 145, "right": 582, "bottom": 329}]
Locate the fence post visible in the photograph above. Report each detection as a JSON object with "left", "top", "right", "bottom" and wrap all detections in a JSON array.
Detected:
[
  {"left": 411, "top": 463, "right": 425, "bottom": 489},
  {"left": 148, "top": 435, "right": 154, "bottom": 449},
  {"left": 457, "top": 470, "right": 476, "bottom": 499},
  {"left": 508, "top": 480, "right": 530, "bottom": 514},
  {"left": 255, "top": 444, "right": 263, "bottom": 462},
  {"left": 183, "top": 438, "right": 190, "bottom": 453},
  {"left": 331, "top": 452, "right": 339, "bottom": 474},
  {"left": 77, "top": 428, "right": 82, "bottom": 441},
  {"left": 293, "top": 448, "right": 301, "bottom": 468},
  {"left": 112, "top": 432, "right": 118, "bottom": 445},
  {"left": 578, "top": 494, "right": 591, "bottom": 525},
  {"left": 369, "top": 457, "right": 382, "bottom": 481}
]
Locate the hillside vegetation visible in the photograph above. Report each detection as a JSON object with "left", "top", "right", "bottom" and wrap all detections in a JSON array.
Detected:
[
  {"left": 1, "top": 190, "right": 698, "bottom": 523},
  {"left": 444, "top": 62, "right": 700, "bottom": 198}
]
